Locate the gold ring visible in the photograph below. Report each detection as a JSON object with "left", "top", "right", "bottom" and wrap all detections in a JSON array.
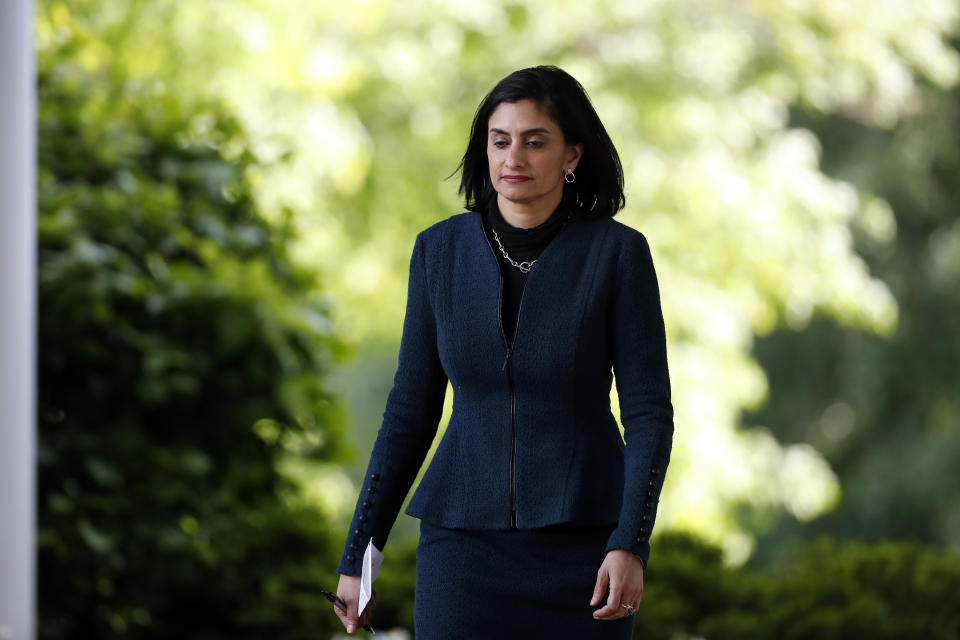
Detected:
[{"left": 621, "top": 603, "right": 635, "bottom": 614}]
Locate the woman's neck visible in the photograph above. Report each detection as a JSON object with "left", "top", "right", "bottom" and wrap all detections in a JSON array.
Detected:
[{"left": 496, "top": 188, "right": 564, "bottom": 229}]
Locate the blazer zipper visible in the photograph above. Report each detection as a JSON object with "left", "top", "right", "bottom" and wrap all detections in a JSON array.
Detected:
[
  {"left": 482, "top": 210, "right": 571, "bottom": 530},
  {"left": 481, "top": 209, "right": 574, "bottom": 531},
  {"left": 482, "top": 225, "right": 522, "bottom": 530},
  {"left": 506, "top": 286, "right": 529, "bottom": 530}
]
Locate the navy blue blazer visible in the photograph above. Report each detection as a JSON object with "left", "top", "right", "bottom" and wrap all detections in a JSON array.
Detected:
[{"left": 337, "top": 209, "right": 674, "bottom": 575}]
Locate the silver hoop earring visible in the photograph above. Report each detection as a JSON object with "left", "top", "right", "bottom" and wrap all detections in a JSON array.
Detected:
[{"left": 564, "top": 168, "right": 576, "bottom": 184}]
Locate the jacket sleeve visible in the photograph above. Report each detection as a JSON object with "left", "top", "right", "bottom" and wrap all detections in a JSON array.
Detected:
[
  {"left": 604, "top": 230, "right": 674, "bottom": 570},
  {"left": 337, "top": 231, "right": 448, "bottom": 576}
]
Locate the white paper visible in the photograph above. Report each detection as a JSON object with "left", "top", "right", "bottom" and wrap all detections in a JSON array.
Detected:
[{"left": 358, "top": 537, "right": 384, "bottom": 615}]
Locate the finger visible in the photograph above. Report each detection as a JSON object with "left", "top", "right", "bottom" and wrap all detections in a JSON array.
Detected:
[
  {"left": 590, "top": 566, "right": 609, "bottom": 606},
  {"left": 333, "top": 589, "right": 347, "bottom": 625},
  {"left": 334, "top": 601, "right": 350, "bottom": 630},
  {"left": 593, "top": 578, "right": 624, "bottom": 619},
  {"left": 621, "top": 593, "right": 640, "bottom": 613},
  {"left": 593, "top": 602, "right": 626, "bottom": 619},
  {"left": 335, "top": 585, "right": 350, "bottom": 614},
  {"left": 345, "top": 598, "right": 360, "bottom": 634}
]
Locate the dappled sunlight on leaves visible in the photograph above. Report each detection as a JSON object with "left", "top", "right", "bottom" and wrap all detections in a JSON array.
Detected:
[{"left": 34, "top": 1, "right": 959, "bottom": 616}]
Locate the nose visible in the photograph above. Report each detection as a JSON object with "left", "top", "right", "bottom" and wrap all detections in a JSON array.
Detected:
[{"left": 505, "top": 142, "right": 524, "bottom": 169}]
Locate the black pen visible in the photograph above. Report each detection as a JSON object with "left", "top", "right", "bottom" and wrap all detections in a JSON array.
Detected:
[{"left": 319, "top": 587, "right": 376, "bottom": 634}]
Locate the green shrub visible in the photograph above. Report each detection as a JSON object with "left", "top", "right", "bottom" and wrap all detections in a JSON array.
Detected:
[
  {"left": 634, "top": 533, "right": 960, "bottom": 640},
  {"left": 37, "top": 37, "right": 350, "bottom": 640}
]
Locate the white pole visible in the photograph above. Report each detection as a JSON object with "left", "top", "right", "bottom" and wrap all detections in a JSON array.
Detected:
[{"left": 0, "top": 0, "right": 37, "bottom": 638}]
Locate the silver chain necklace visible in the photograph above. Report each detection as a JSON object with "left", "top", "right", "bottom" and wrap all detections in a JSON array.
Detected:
[
  {"left": 490, "top": 212, "right": 573, "bottom": 274},
  {"left": 491, "top": 227, "right": 537, "bottom": 273}
]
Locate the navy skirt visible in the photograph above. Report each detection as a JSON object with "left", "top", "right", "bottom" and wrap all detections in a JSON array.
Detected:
[{"left": 414, "top": 520, "right": 635, "bottom": 639}]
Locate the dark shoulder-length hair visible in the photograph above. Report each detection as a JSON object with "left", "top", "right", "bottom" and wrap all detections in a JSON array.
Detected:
[{"left": 456, "top": 65, "right": 625, "bottom": 219}]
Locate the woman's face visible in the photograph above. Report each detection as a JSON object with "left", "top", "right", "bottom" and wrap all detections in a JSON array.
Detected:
[{"left": 486, "top": 99, "right": 582, "bottom": 211}]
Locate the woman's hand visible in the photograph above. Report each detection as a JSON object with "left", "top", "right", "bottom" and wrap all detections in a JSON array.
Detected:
[
  {"left": 335, "top": 574, "right": 377, "bottom": 634},
  {"left": 590, "top": 549, "right": 644, "bottom": 620}
]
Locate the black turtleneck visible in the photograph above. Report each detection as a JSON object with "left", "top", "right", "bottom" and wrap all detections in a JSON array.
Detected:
[{"left": 482, "top": 193, "right": 574, "bottom": 347}]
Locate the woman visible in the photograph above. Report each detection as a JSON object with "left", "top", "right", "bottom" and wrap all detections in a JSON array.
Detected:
[{"left": 335, "top": 65, "right": 673, "bottom": 638}]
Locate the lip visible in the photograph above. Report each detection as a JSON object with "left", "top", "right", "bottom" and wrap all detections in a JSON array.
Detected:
[{"left": 502, "top": 175, "right": 532, "bottom": 183}]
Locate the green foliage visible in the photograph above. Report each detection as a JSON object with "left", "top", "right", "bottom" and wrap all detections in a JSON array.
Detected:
[
  {"left": 37, "top": 0, "right": 960, "bottom": 568},
  {"left": 745, "top": 52, "right": 960, "bottom": 555},
  {"left": 33, "top": 1, "right": 960, "bottom": 636},
  {"left": 628, "top": 533, "right": 960, "bottom": 640},
  {"left": 36, "top": 26, "right": 351, "bottom": 640}
]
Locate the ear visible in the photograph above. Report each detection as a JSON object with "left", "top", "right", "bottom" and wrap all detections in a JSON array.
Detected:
[{"left": 566, "top": 143, "right": 584, "bottom": 170}]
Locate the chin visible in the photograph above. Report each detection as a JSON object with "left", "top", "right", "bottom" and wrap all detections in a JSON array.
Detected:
[
  {"left": 498, "top": 193, "right": 539, "bottom": 207},
  {"left": 497, "top": 184, "right": 539, "bottom": 201}
]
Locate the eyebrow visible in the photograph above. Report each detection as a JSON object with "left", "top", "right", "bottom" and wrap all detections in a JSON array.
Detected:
[{"left": 488, "top": 127, "right": 553, "bottom": 136}]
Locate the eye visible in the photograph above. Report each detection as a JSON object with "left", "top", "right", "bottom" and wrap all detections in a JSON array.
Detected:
[
  {"left": 491, "top": 138, "right": 509, "bottom": 149},
  {"left": 526, "top": 139, "right": 545, "bottom": 149}
]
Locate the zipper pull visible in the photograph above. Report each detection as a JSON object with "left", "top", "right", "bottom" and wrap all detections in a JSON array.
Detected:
[{"left": 501, "top": 346, "right": 512, "bottom": 371}]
